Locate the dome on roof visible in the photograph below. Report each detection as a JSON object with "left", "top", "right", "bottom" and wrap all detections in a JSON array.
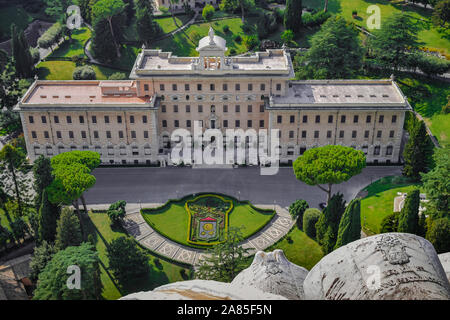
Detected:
[{"left": 196, "top": 27, "right": 227, "bottom": 52}]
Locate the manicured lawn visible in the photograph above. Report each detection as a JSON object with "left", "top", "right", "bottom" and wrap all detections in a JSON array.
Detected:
[
  {"left": 151, "top": 18, "right": 254, "bottom": 56},
  {"left": 156, "top": 15, "right": 191, "bottom": 34},
  {"left": 36, "top": 61, "right": 120, "bottom": 80},
  {"left": 51, "top": 27, "right": 92, "bottom": 58},
  {"left": 361, "top": 176, "right": 421, "bottom": 235},
  {"left": 266, "top": 226, "right": 324, "bottom": 270},
  {"left": 141, "top": 194, "right": 275, "bottom": 248},
  {"left": 426, "top": 114, "right": 450, "bottom": 147},
  {"left": 303, "top": 0, "right": 450, "bottom": 55},
  {"left": 83, "top": 212, "right": 187, "bottom": 300},
  {"left": 396, "top": 75, "right": 450, "bottom": 147}
]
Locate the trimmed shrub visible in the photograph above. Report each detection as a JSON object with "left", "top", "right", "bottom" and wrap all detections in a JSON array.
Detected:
[
  {"left": 223, "top": 25, "right": 230, "bottom": 33},
  {"left": 202, "top": 4, "right": 215, "bottom": 21},
  {"left": 107, "top": 200, "right": 127, "bottom": 225},
  {"left": 72, "top": 65, "right": 96, "bottom": 80},
  {"left": 289, "top": 199, "right": 309, "bottom": 229},
  {"left": 380, "top": 212, "right": 400, "bottom": 233},
  {"left": 303, "top": 208, "right": 321, "bottom": 239},
  {"left": 30, "top": 47, "right": 40, "bottom": 64},
  {"left": 108, "top": 72, "right": 127, "bottom": 80},
  {"left": 234, "top": 35, "right": 242, "bottom": 43},
  {"left": 37, "top": 22, "right": 63, "bottom": 50}
]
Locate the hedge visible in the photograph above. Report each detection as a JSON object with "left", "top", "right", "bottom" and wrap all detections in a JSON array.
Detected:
[{"left": 303, "top": 208, "right": 321, "bottom": 239}]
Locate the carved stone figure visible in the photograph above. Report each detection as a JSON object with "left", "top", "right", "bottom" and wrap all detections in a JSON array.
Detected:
[
  {"left": 303, "top": 233, "right": 450, "bottom": 300},
  {"left": 231, "top": 250, "right": 309, "bottom": 300}
]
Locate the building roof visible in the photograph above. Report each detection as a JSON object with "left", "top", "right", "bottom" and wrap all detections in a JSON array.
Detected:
[
  {"left": 130, "top": 29, "right": 294, "bottom": 78},
  {"left": 16, "top": 80, "right": 159, "bottom": 111},
  {"left": 267, "top": 80, "right": 411, "bottom": 110}
]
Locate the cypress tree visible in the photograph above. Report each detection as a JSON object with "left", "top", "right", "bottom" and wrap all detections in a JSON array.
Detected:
[
  {"left": 10, "top": 24, "right": 22, "bottom": 77},
  {"left": 33, "top": 155, "right": 54, "bottom": 212},
  {"left": 18, "top": 30, "right": 34, "bottom": 78},
  {"left": 316, "top": 192, "right": 346, "bottom": 252},
  {"left": 55, "top": 207, "right": 82, "bottom": 250},
  {"left": 402, "top": 119, "right": 433, "bottom": 181},
  {"left": 38, "top": 189, "right": 59, "bottom": 244},
  {"left": 334, "top": 198, "right": 361, "bottom": 249},
  {"left": 284, "top": 0, "right": 302, "bottom": 35},
  {"left": 398, "top": 189, "right": 420, "bottom": 234}
]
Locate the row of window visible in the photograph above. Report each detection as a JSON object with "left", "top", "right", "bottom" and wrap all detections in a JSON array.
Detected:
[
  {"left": 147, "top": 82, "right": 279, "bottom": 93},
  {"left": 276, "top": 114, "right": 397, "bottom": 124},
  {"left": 29, "top": 115, "right": 149, "bottom": 125},
  {"left": 31, "top": 130, "right": 149, "bottom": 140},
  {"left": 161, "top": 104, "right": 266, "bottom": 113}
]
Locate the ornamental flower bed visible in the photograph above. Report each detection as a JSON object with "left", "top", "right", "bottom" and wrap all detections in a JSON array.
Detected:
[{"left": 186, "top": 194, "right": 233, "bottom": 245}]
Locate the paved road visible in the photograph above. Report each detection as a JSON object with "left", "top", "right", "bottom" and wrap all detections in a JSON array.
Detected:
[{"left": 84, "top": 166, "right": 402, "bottom": 208}]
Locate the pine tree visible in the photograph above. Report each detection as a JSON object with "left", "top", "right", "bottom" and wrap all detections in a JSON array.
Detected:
[
  {"left": 284, "top": 0, "right": 302, "bottom": 34},
  {"left": 296, "top": 16, "right": 363, "bottom": 79},
  {"left": 334, "top": 198, "right": 361, "bottom": 249},
  {"left": 316, "top": 192, "right": 346, "bottom": 254},
  {"left": 38, "top": 189, "right": 59, "bottom": 244},
  {"left": 55, "top": 207, "right": 82, "bottom": 250},
  {"left": 135, "top": 0, "right": 161, "bottom": 46},
  {"left": 398, "top": 189, "right": 420, "bottom": 234},
  {"left": 91, "top": 17, "right": 119, "bottom": 62},
  {"left": 403, "top": 119, "right": 434, "bottom": 181},
  {"left": 195, "top": 227, "right": 250, "bottom": 282}
]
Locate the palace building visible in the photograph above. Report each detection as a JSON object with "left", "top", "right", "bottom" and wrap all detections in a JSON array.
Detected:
[{"left": 16, "top": 28, "right": 412, "bottom": 166}]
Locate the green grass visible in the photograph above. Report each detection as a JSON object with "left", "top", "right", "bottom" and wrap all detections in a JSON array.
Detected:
[
  {"left": 51, "top": 28, "right": 92, "bottom": 58},
  {"left": 151, "top": 18, "right": 254, "bottom": 56},
  {"left": 36, "top": 61, "right": 120, "bottom": 80},
  {"left": 426, "top": 114, "right": 450, "bottom": 147},
  {"left": 0, "top": 209, "right": 11, "bottom": 231},
  {"left": 266, "top": 226, "right": 324, "bottom": 270},
  {"left": 141, "top": 195, "right": 275, "bottom": 248},
  {"left": 396, "top": 75, "right": 450, "bottom": 147},
  {"left": 303, "top": 0, "right": 450, "bottom": 55},
  {"left": 361, "top": 176, "right": 421, "bottom": 235},
  {"left": 82, "top": 212, "right": 186, "bottom": 300},
  {"left": 123, "top": 15, "right": 190, "bottom": 41}
]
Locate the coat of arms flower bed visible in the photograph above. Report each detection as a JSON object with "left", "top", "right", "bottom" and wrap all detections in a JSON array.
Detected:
[
  {"left": 186, "top": 194, "right": 233, "bottom": 245},
  {"left": 140, "top": 193, "right": 276, "bottom": 249}
]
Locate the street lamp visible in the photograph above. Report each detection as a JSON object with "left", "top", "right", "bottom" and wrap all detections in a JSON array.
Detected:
[{"left": 238, "top": 190, "right": 240, "bottom": 201}]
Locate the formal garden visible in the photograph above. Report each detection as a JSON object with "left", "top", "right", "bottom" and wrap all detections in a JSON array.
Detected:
[{"left": 141, "top": 193, "right": 276, "bottom": 248}]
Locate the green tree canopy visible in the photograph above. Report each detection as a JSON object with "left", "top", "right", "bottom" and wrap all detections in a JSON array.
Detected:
[
  {"left": 195, "top": 227, "right": 250, "bottom": 282},
  {"left": 315, "top": 192, "right": 346, "bottom": 254},
  {"left": 402, "top": 118, "right": 434, "bottom": 181},
  {"left": 106, "top": 236, "right": 149, "bottom": 286},
  {"left": 303, "top": 208, "right": 321, "bottom": 239},
  {"left": 426, "top": 217, "right": 450, "bottom": 254},
  {"left": 289, "top": 199, "right": 309, "bottom": 229},
  {"left": 397, "top": 189, "right": 420, "bottom": 234},
  {"left": 55, "top": 207, "right": 82, "bottom": 250},
  {"left": 293, "top": 145, "right": 366, "bottom": 203},
  {"left": 421, "top": 146, "right": 449, "bottom": 219},
  {"left": 38, "top": 189, "right": 60, "bottom": 244},
  {"left": 92, "top": 0, "right": 127, "bottom": 58},
  {"left": 296, "top": 15, "right": 363, "bottom": 79},
  {"left": 368, "top": 13, "right": 419, "bottom": 72},
  {"left": 334, "top": 198, "right": 361, "bottom": 249},
  {"left": 33, "top": 243, "right": 102, "bottom": 300},
  {"left": 284, "top": 0, "right": 302, "bottom": 34}
]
